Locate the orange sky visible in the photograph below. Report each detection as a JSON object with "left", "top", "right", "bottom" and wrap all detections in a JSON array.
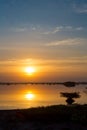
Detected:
[{"left": 0, "top": 58, "right": 87, "bottom": 82}]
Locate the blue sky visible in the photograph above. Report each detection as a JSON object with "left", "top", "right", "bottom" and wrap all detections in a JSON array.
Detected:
[
  {"left": 0, "top": 0, "right": 86, "bottom": 29},
  {"left": 0, "top": 0, "right": 87, "bottom": 81},
  {"left": 0, "top": 0, "right": 87, "bottom": 26}
]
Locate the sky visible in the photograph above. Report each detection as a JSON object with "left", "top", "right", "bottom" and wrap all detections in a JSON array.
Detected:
[{"left": 0, "top": 0, "right": 87, "bottom": 82}]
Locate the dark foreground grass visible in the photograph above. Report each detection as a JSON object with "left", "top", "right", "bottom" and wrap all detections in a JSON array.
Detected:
[
  {"left": 18, "top": 104, "right": 87, "bottom": 124},
  {"left": 0, "top": 104, "right": 87, "bottom": 130}
]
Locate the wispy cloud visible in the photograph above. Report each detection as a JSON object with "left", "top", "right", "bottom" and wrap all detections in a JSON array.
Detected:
[
  {"left": 45, "top": 38, "right": 87, "bottom": 46},
  {"left": 75, "top": 27, "right": 83, "bottom": 31},
  {"left": 11, "top": 27, "right": 27, "bottom": 32},
  {"left": 42, "top": 26, "right": 63, "bottom": 35},
  {"left": 43, "top": 26, "right": 84, "bottom": 35},
  {"left": 73, "top": 4, "right": 87, "bottom": 13},
  {"left": 52, "top": 26, "right": 63, "bottom": 34},
  {"left": 31, "top": 27, "right": 36, "bottom": 31},
  {"left": 9, "top": 24, "right": 84, "bottom": 34},
  {"left": 0, "top": 57, "right": 87, "bottom": 67},
  {"left": 0, "top": 59, "right": 34, "bottom": 65},
  {"left": 10, "top": 25, "right": 41, "bottom": 33}
]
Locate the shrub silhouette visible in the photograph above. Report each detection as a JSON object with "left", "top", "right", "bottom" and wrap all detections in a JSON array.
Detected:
[
  {"left": 60, "top": 92, "right": 80, "bottom": 105},
  {"left": 63, "top": 81, "right": 76, "bottom": 87}
]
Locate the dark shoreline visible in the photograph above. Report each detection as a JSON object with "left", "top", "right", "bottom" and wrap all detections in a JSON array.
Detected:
[
  {"left": 0, "top": 81, "right": 87, "bottom": 86},
  {"left": 0, "top": 104, "right": 87, "bottom": 130}
]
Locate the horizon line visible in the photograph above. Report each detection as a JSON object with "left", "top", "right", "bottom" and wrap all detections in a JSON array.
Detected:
[{"left": 0, "top": 81, "right": 87, "bottom": 86}]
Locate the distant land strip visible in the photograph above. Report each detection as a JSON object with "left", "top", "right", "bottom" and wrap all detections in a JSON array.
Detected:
[{"left": 0, "top": 81, "right": 87, "bottom": 86}]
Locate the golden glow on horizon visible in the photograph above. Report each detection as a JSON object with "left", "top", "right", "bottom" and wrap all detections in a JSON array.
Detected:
[
  {"left": 24, "top": 66, "right": 36, "bottom": 75},
  {"left": 25, "top": 92, "right": 35, "bottom": 100}
]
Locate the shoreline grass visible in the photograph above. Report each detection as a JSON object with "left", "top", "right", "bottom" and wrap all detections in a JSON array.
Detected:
[{"left": 0, "top": 104, "right": 87, "bottom": 130}]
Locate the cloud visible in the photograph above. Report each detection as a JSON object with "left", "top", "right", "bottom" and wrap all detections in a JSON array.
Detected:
[
  {"left": 76, "top": 27, "right": 83, "bottom": 31},
  {"left": 45, "top": 38, "right": 87, "bottom": 46},
  {"left": 43, "top": 26, "right": 63, "bottom": 35},
  {"left": 52, "top": 26, "right": 63, "bottom": 34},
  {"left": 43, "top": 26, "right": 84, "bottom": 35},
  {"left": 31, "top": 27, "right": 36, "bottom": 31},
  {"left": 73, "top": 4, "right": 87, "bottom": 13},
  {"left": 0, "top": 57, "right": 87, "bottom": 68},
  {"left": 65, "top": 26, "right": 73, "bottom": 30},
  {"left": 77, "top": 9, "right": 87, "bottom": 13},
  {"left": 11, "top": 27, "right": 27, "bottom": 32},
  {"left": 0, "top": 59, "right": 33, "bottom": 65},
  {"left": 9, "top": 24, "right": 84, "bottom": 35}
]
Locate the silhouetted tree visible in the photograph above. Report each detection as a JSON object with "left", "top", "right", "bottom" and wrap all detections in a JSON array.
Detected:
[
  {"left": 60, "top": 92, "right": 80, "bottom": 105},
  {"left": 63, "top": 81, "right": 76, "bottom": 87}
]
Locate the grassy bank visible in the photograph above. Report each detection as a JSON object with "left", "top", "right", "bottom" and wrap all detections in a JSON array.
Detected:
[
  {"left": 0, "top": 104, "right": 87, "bottom": 123},
  {"left": 0, "top": 104, "right": 87, "bottom": 130}
]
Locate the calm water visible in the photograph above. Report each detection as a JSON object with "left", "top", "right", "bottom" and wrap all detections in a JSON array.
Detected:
[{"left": 0, "top": 84, "right": 87, "bottom": 109}]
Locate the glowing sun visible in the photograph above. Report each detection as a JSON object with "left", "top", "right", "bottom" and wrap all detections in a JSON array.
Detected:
[
  {"left": 24, "top": 66, "right": 36, "bottom": 75},
  {"left": 25, "top": 92, "right": 35, "bottom": 100}
]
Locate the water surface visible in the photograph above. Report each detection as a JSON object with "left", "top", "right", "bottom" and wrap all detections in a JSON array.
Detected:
[{"left": 0, "top": 84, "right": 87, "bottom": 109}]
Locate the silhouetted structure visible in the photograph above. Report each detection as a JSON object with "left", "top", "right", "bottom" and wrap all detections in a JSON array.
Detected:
[{"left": 60, "top": 92, "right": 80, "bottom": 105}]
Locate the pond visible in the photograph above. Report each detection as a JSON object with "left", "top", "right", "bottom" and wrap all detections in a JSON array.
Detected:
[{"left": 0, "top": 84, "right": 87, "bottom": 109}]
